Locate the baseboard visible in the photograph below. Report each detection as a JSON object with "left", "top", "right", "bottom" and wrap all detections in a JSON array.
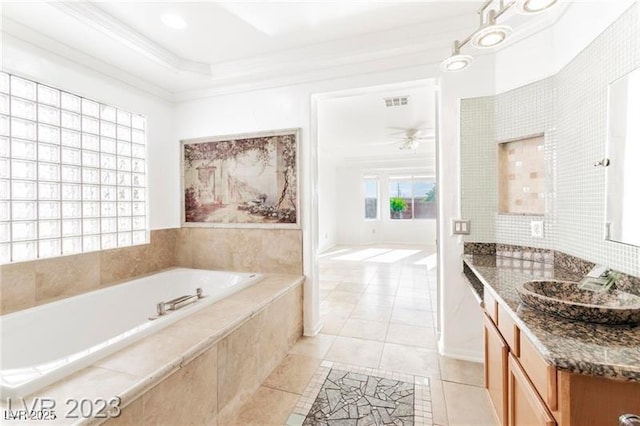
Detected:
[{"left": 303, "top": 321, "right": 323, "bottom": 337}]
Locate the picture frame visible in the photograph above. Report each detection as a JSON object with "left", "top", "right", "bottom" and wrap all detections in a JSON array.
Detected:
[{"left": 180, "top": 128, "right": 300, "bottom": 229}]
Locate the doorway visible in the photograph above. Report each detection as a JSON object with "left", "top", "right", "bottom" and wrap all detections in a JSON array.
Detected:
[{"left": 310, "top": 79, "right": 440, "bottom": 356}]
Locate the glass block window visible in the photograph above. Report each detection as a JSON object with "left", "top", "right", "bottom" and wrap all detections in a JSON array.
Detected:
[{"left": 0, "top": 72, "right": 148, "bottom": 263}]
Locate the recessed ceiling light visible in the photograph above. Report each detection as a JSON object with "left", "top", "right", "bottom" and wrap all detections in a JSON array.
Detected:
[{"left": 161, "top": 14, "right": 187, "bottom": 30}]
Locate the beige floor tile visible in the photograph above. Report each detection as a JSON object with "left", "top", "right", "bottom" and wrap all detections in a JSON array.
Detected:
[
  {"left": 263, "top": 354, "right": 322, "bottom": 395},
  {"left": 391, "top": 307, "right": 435, "bottom": 327},
  {"left": 339, "top": 318, "right": 389, "bottom": 342},
  {"left": 324, "top": 336, "right": 384, "bottom": 368},
  {"left": 320, "top": 316, "right": 347, "bottom": 335},
  {"left": 320, "top": 301, "right": 355, "bottom": 319},
  {"left": 326, "top": 290, "right": 363, "bottom": 304},
  {"left": 443, "top": 381, "right": 497, "bottom": 426},
  {"left": 430, "top": 378, "right": 450, "bottom": 426},
  {"left": 289, "top": 334, "right": 336, "bottom": 358},
  {"left": 319, "top": 280, "right": 340, "bottom": 290},
  {"left": 440, "top": 357, "right": 485, "bottom": 387},
  {"left": 356, "top": 294, "right": 396, "bottom": 307},
  {"left": 333, "top": 281, "right": 368, "bottom": 293},
  {"left": 393, "top": 296, "right": 432, "bottom": 311},
  {"left": 379, "top": 343, "right": 441, "bottom": 378},
  {"left": 350, "top": 304, "right": 393, "bottom": 322},
  {"left": 363, "top": 284, "right": 398, "bottom": 296},
  {"left": 396, "top": 288, "right": 431, "bottom": 300},
  {"left": 385, "top": 323, "right": 437, "bottom": 349},
  {"left": 225, "top": 386, "right": 300, "bottom": 426}
]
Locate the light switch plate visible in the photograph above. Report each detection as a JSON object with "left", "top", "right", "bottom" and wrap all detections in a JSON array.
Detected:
[
  {"left": 531, "top": 220, "right": 544, "bottom": 238},
  {"left": 452, "top": 220, "right": 471, "bottom": 235}
]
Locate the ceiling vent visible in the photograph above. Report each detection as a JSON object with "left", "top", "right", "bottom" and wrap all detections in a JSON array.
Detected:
[{"left": 384, "top": 96, "right": 408, "bottom": 107}]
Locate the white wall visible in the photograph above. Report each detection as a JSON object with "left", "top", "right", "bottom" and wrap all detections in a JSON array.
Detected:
[
  {"left": 173, "top": 65, "right": 446, "bottom": 336},
  {"left": 2, "top": 34, "right": 178, "bottom": 230},
  {"left": 332, "top": 166, "right": 437, "bottom": 247},
  {"left": 495, "top": 0, "right": 637, "bottom": 94},
  {"left": 318, "top": 156, "right": 339, "bottom": 253},
  {"left": 438, "top": 54, "right": 496, "bottom": 361}
]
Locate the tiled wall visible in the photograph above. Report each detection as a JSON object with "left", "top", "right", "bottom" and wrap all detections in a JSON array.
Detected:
[
  {"left": 175, "top": 228, "right": 303, "bottom": 275},
  {"left": 461, "top": 3, "right": 640, "bottom": 278},
  {"left": 0, "top": 227, "right": 303, "bottom": 314},
  {"left": 498, "top": 135, "right": 546, "bottom": 215},
  {"left": 494, "top": 77, "right": 556, "bottom": 249},
  {"left": 0, "top": 229, "right": 176, "bottom": 314},
  {"left": 460, "top": 96, "right": 496, "bottom": 243}
]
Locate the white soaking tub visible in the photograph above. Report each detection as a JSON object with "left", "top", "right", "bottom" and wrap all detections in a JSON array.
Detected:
[{"left": 0, "top": 268, "right": 262, "bottom": 398}]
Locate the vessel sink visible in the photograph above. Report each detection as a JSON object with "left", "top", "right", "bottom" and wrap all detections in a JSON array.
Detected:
[{"left": 516, "top": 280, "right": 640, "bottom": 325}]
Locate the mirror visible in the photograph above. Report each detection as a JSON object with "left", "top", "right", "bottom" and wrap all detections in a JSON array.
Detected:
[{"left": 605, "top": 66, "right": 640, "bottom": 247}]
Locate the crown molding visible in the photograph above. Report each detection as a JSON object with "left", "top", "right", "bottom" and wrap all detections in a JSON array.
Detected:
[
  {"left": 49, "top": 0, "right": 212, "bottom": 76},
  {"left": 2, "top": 1, "right": 576, "bottom": 102},
  {"left": 1, "top": 19, "right": 173, "bottom": 102}
]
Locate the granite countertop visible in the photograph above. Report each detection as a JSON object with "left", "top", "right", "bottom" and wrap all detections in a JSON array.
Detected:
[{"left": 463, "top": 254, "right": 640, "bottom": 382}]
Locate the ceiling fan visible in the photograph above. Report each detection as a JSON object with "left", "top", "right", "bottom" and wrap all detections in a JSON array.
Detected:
[{"left": 385, "top": 127, "right": 435, "bottom": 150}]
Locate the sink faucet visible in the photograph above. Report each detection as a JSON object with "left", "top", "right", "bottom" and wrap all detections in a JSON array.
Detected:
[
  {"left": 585, "top": 265, "right": 610, "bottom": 279},
  {"left": 579, "top": 265, "right": 616, "bottom": 292}
]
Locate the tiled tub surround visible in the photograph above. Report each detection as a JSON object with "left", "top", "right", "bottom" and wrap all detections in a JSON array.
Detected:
[
  {"left": 174, "top": 227, "right": 303, "bottom": 275},
  {"left": 0, "top": 227, "right": 302, "bottom": 314},
  {"left": 463, "top": 253, "right": 640, "bottom": 381},
  {"left": 0, "top": 273, "right": 303, "bottom": 425}
]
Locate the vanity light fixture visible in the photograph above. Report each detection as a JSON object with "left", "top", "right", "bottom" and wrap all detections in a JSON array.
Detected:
[
  {"left": 517, "top": 0, "right": 558, "bottom": 14},
  {"left": 441, "top": 41, "right": 473, "bottom": 72},
  {"left": 471, "top": 9, "right": 512, "bottom": 49},
  {"left": 441, "top": 0, "right": 557, "bottom": 72}
]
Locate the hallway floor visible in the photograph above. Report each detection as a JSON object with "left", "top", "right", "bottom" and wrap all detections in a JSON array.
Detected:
[{"left": 227, "top": 245, "right": 497, "bottom": 426}]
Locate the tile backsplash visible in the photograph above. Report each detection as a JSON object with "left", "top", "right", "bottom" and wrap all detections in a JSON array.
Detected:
[
  {"left": 461, "top": 2, "right": 640, "bottom": 279},
  {"left": 0, "top": 227, "right": 303, "bottom": 314}
]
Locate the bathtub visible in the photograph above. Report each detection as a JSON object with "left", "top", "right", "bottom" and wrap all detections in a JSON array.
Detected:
[{"left": 0, "top": 268, "right": 263, "bottom": 398}]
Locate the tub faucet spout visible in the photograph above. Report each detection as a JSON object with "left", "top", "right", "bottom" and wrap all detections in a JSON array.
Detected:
[{"left": 157, "top": 302, "right": 167, "bottom": 316}]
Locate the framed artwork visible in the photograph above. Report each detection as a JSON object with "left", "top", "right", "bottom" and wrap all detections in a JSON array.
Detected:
[{"left": 180, "top": 128, "right": 300, "bottom": 228}]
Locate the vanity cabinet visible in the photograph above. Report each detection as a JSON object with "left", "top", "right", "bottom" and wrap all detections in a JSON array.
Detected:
[
  {"left": 482, "top": 288, "right": 640, "bottom": 426},
  {"left": 483, "top": 290, "right": 558, "bottom": 426},
  {"left": 508, "top": 354, "right": 556, "bottom": 426},
  {"left": 484, "top": 313, "right": 509, "bottom": 425}
]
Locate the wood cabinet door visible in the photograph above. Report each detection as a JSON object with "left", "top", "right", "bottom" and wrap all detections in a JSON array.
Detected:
[
  {"left": 485, "top": 313, "right": 509, "bottom": 425},
  {"left": 508, "top": 354, "right": 556, "bottom": 426}
]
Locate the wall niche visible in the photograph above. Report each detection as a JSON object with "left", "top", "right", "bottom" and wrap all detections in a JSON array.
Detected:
[{"left": 498, "top": 134, "right": 545, "bottom": 215}]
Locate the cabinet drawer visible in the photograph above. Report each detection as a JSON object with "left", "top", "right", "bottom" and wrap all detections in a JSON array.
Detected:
[
  {"left": 519, "top": 332, "right": 557, "bottom": 411},
  {"left": 485, "top": 290, "right": 498, "bottom": 324},
  {"left": 497, "top": 303, "right": 520, "bottom": 356},
  {"left": 508, "top": 354, "right": 556, "bottom": 426}
]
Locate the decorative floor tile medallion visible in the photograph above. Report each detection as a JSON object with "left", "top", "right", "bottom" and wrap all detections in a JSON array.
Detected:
[{"left": 302, "top": 369, "right": 415, "bottom": 426}]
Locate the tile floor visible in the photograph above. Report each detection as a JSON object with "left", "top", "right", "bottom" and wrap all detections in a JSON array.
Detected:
[{"left": 227, "top": 245, "right": 497, "bottom": 426}]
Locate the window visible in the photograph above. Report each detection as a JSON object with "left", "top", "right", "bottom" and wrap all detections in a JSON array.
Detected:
[
  {"left": 389, "top": 176, "right": 436, "bottom": 220},
  {"left": 0, "top": 72, "right": 148, "bottom": 264},
  {"left": 364, "top": 177, "right": 378, "bottom": 220}
]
